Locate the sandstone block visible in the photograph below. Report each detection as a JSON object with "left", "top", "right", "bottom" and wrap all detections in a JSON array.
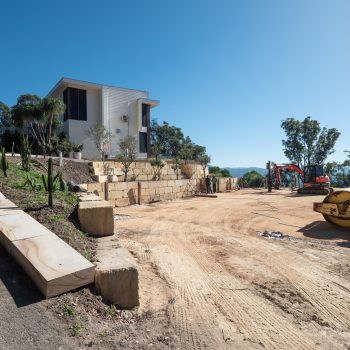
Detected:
[
  {"left": 77, "top": 201, "right": 114, "bottom": 237},
  {"left": 91, "top": 175, "right": 107, "bottom": 183}
]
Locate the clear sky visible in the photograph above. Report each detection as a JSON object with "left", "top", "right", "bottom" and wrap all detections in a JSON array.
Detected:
[{"left": 0, "top": 0, "right": 349, "bottom": 168}]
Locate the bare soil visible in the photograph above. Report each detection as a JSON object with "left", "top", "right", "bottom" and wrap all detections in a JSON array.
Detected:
[
  {"left": 1, "top": 157, "right": 350, "bottom": 350},
  {"left": 0, "top": 159, "right": 175, "bottom": 350},
  {"left": 115, "top": 189, "right": 350, "bottom": 350}
]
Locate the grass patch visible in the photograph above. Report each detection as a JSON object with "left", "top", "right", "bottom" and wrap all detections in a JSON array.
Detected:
[
  {"left": 81, "top": 248, "right": 93, "bottom": 261},
  {"left": 71, "top": 323, "right": 82, "bottom": 336},
  {"left": 48, "top": 213, "right": 65, "bottom": 222},
  {"left": 63, "top": 304, "right": 75, "bottom": 317},
  {"left": 104, "top": 304, "right": 117, "bottom": 318}
]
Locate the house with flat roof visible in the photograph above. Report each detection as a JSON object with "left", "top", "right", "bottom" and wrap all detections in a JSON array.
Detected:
[{"left": 47, "top": 77, "right": 159, "bottom": 159}]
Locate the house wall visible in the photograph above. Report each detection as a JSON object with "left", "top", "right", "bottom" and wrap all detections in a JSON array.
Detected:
[
  {"left": 49, "top": 80, "right": 156, "bottom": 160},
  {"left": 49, "top": 84, "right": 103, "bottom": 159},
  {"left": 101, "top": 87, "right": 149, "bottom": 158},
  {"left": 67, "top": 87, "right": 103, "bottom": 159}
]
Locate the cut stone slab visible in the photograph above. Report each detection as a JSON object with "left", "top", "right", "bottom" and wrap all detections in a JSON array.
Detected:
[
  {"left": 77, "top": 200, "right": 114, "bottom": 237},
  {"left": 9, "top": 234, "right": 95, "bottom": 298},
  {"left": 0, "top": 193, "right": 95, "bottom": 298},
  {"left": 95, "top": 236, "right": 139, "bottom": 309},
  {"left": 0, "top": 211, "right": 54, "bottom": 241},
  {"left": 0, "top": 198, "right": 18, "bottom": 210}
]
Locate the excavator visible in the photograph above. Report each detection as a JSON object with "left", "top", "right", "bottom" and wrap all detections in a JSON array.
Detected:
[
  {"left": 272, "top": 163, "right": 332, "bottom": 195},
  {"left": 272, "top": 163, "right": 350, "bottom": 229}
]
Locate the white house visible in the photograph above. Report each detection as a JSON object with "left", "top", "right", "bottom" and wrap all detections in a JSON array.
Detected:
[{"left": 47, "top": 77, "right": 159, "bottom": 159}]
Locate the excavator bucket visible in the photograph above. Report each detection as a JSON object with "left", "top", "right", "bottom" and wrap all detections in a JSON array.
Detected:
[{"left": 313, "top": 190, "right": 350, "bottom": 229}]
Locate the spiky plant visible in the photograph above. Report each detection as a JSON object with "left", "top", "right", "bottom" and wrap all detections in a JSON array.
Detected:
[
  {"left": 20, "top": 137, "right": 31, "bottom": 171},
  {"left": 1, "top": 147, "right": 9, "bottom": 177},
  {"left": 42, "top": 158, "right": 65, "bottom": 207}
]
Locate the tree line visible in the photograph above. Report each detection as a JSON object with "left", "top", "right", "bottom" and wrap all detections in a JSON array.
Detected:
[{"left": 150, "top": 121, "right": 211, "bottom": 179}]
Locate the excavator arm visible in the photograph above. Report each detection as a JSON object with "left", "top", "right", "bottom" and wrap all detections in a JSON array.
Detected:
[{"left": 273, "top": 164, "right": 304, "bottom": 187}]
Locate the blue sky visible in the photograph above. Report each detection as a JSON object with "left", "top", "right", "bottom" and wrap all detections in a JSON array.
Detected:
[{"left": 0, "top": 0, "right": 349, "bottom": 167}]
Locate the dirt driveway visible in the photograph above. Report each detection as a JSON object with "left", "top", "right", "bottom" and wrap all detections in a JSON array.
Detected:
[{"left": 116, "top": 189, "right": 350, "bottom": 350}]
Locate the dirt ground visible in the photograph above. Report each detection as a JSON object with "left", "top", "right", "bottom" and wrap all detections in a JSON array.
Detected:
[{"left": 115, "top": 189, "right": 350, "bottom": 350}]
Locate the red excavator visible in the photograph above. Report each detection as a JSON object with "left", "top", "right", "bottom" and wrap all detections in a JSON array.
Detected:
[{"left": 273, "top": 163, "right": 332, "bottom": 195}]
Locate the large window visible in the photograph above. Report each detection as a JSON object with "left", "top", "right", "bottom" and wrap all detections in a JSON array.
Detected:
[
  {"left": 139, "top": 132, "right": 148, "bottom": 153},
  {"left": 141, "top": 103, "right": 150, "bottom": 127},
  {"left": 63, "top": 87, "right": 87, "bottom": 121}
]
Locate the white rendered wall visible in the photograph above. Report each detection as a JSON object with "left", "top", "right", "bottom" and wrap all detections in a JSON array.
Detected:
[{"left": 102, "top": 87, "right": 148, "bottom": 158}]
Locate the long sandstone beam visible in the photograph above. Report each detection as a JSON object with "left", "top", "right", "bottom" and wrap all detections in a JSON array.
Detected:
[{"left": 0, "top": 193, "right": 95, "bottom": 298}]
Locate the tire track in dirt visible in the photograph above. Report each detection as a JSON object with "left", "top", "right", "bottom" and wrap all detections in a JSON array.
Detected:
[
  {"left": 176, "top": 221, "right": 317, "bottom": 350},
  {"left": 117, "top": 190, "right": 350, "bottom": 349},
  {"left": 231, "top": 210, "right": 350, "bottom": 332},
  {"left": 146, "top": 218, "right": 316, "bottom": 349}
]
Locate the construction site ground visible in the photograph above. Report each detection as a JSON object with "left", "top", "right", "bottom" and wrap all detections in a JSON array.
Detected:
[{"left": 116, "top": 188, "right": 350, "bottom": 350}]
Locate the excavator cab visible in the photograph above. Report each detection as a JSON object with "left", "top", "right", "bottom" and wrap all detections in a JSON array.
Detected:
[
  {"left": 299, "top": 165, "right": 331, "bottom": 195},
  {"left": 303, "top": 165, "right": 325, "bottom": 183}
]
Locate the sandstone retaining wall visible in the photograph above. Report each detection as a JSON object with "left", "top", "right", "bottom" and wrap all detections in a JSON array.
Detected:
[
  {"left": 87, "top": 179, "right": 200, "bottom": 207},
  {"left": 90, "top": 160, "right": 205, "bottom": 182}
]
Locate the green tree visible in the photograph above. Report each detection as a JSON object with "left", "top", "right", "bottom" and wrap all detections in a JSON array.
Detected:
[
  {"left": 151, "top": 121, "right": 185, "bottom": 179},
  {"left": 243, "top": 171, "right": 264, "bottom": 188},
  {"left": 208, "top": 166, "right": 221, "bottom": 174},
  {"left": 220, "top": 169, "right": 231, "bottom": 177},
  {"left": 151, "top": 120, "right": 208, "bottom": 179},
  {"left": 86, "top": 124, "right": 112, "bottom": 160},
  {"left": 197, "top": 154, "right": 211, "bottom": 178},
  {"left": 11, "top": 94, "right": 65, "bottom": 154},
  {"left": 178, "top": 137, "right": 194, "bottom": 164},
  {"left": 116, "top": 136, "right": 137, "bottom": 182},
  {"left": 208, "top": 166, "right": 230, "bottom": 177},
  {"left": 0, "top": 102, "right": 13, "bottom": 127},
  {"left": 41, "top": 97, "right": 65, "bottom": 144},
  {"left": 281, "top": 116, "right": 340, "bottom": 167}
]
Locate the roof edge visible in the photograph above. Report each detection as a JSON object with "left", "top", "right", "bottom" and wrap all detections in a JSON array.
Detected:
[{"left": 47, "top": 77, "right": 150, "bottom": 97}]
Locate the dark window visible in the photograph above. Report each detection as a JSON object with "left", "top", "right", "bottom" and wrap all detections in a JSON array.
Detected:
[
  {"left": 63, "top": 87, "right": 87, "bottom": 121},
  {"left": 139, "top": 132, "right": 148, "bottom": 153},
  {"left": 141, "top": 103, "right": 149, "bottom": 127}
]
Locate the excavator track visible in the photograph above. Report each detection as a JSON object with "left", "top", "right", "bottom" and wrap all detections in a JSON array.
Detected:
[
  {"left": 313, "top": 190, "right": 350, "bottom": 229},
  {"left": 297, "top": 187, "right": 332, "bottom": 195}
]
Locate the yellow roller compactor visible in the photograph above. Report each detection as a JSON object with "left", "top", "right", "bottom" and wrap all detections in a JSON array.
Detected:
[{"left": 314, "top": 190, "right": 350, "bottom": 229}]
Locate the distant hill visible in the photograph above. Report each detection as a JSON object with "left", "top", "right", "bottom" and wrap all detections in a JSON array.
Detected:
[{"left": 225, "top": 167, "right": 267, "bottom": 178}]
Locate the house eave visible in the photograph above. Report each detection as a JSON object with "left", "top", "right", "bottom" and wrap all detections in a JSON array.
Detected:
[
  {"left": 47, "top": 77, "right": 151, "bottom": 97},
  {"left": 138, "top": 98, "right": 160, "bottom": 108}
]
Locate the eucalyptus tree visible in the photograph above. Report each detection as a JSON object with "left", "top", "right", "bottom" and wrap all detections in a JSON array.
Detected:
[{"left": 281, "top": 116, "right": 340, "bottom": 167}]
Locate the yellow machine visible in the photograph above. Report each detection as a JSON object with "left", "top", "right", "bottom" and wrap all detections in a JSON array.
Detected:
[{"left": 314, "top": 190, "right": 350, "bottom": 229}]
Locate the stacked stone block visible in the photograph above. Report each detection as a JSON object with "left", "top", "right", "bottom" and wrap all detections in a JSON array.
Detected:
[{"left": 86, "top": 179, "right": 200, "bottom": 207}]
